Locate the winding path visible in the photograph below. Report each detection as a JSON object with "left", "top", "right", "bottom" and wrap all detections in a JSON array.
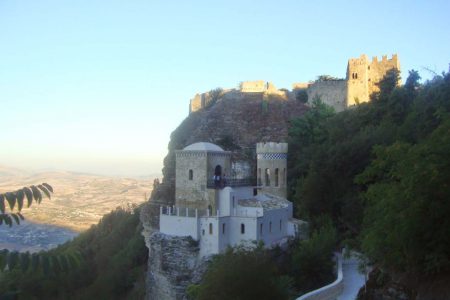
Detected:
[{"left": 337, "top": 254, "right": 367, "bottom": 300}]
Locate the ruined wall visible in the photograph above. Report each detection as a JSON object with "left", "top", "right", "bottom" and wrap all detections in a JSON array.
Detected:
[{"left": 307, "top": 80, "right": 347, "bottom": 112}]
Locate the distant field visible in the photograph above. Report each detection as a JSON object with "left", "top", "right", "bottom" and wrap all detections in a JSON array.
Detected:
[{"left": 0, "top": 166, "right": 155, "bottom": 232}]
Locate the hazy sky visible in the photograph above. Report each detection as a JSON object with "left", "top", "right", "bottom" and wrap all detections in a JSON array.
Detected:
[{"left": 1, "top": 0, "right": 449, "bottom": 177}]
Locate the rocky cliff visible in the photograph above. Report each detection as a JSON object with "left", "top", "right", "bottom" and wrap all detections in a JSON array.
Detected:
[{"left": 141, "top": 91, "right": 308, "bottom": 299}]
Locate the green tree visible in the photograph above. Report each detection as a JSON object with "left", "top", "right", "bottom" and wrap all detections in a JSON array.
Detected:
[
  {"left": 292, "top": 220, "right": 337, "bottom": 293},
  {"left": 356, "top": 120, "right": 450, "bottom": 276},
  {"left": 190, "top": 245, "right": 293, "bottom": 300}
]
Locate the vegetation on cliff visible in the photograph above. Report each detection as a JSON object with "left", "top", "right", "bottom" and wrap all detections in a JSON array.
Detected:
[
  {"left": 288, "top": 68, "right": 450, "bottom": 296},
  {"left": 0, "top": 207, "right": 147, "bottom": 299},
  {"left": 188, "top": 221, "right": 336, "bottom": 300}
]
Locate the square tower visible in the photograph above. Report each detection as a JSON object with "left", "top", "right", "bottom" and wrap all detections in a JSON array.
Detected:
[
  {"left": 175, "top": 142, "right": 231, "bottom": 210},
  {"left": 256, "top": 142, "right": 288, "bottom": 198}
]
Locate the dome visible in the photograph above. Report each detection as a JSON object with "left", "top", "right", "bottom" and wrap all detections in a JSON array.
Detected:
[{"left": 183, "top": 142, "right": 224, "bottom": 152}]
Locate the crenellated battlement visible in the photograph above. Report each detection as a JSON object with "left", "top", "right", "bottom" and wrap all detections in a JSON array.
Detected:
[
  {"left": 188, "top": 53, "right": 400, "bottom": 114},
  {"left": 256, "top": 142, "right": 288, "bottom": 154}
]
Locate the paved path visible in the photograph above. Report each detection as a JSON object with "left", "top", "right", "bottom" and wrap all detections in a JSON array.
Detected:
[{"left": 337, "top": 255, "right": 367, "bottom": 300}]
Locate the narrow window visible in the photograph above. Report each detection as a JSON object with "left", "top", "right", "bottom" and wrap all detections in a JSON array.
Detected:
[
  {"left": 260, "top": 223, "right": 263, "bottom": 235},
  {"left": 232, "top": 196, "right": 235, "bottom": 208},
  {"left": 202, "top": 229, "right": 205, "bottom": 236},
  {"left": 241, "top": 223, "right": 245, "bottom": 234},
  {"left": 279, "top": 219, "right": 282, "bottom": 231},
  {"left": 275, "top": 168, "right": 279, "bottom": 187},
  {"left": 269, "top": 221, "right": 272, "bottom": 233},
  {"left": 355, "top": 73, "right": 358, "bottom": 79},
  {"left": 222, "top": 223, "right": 226, "bottom": 234},
  {"left": 209, "top": 223, "right": 213, "bottom": 235},
  {"left": 189, "top": 169, "right": 193, "bottom": 180},
  {"left": 265, "top": 168, "right": 270, "bottom": 186}
]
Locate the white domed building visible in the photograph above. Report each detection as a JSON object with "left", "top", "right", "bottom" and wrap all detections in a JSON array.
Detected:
[{"left": 159, "top": 141, "right": 305, "bottom": 257}]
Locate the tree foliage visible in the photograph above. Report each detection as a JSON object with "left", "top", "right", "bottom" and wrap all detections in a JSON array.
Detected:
[
  {"left": 0, "top": 207, "right": 148, "bottom": 299},
  {"left": 0, "top": 183, "right": 53, "bottom": 226},
  {"left": 188, "top": 245, "right": 293, "bottom": 300},
  {"left": 288, "top": 68, "right": 450, "bottom": 280}
]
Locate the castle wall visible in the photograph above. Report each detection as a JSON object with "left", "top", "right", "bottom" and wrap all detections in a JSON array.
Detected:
[
  {"left": 307, "top": 80, "right": 347, "bottom": 112},
  {"left": 241, "top": 80, "right": 268, "bottom": 93},
  {"left": 189, "top": 94, "right": 203, "bottom": 113}
]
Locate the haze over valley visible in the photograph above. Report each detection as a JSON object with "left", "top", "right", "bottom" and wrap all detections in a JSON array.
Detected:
[{"left": 0, "top": 165, "right": 156, "bottom": 232}]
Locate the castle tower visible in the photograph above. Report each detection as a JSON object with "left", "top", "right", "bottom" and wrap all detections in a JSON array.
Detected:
[
  {"left": 346, "top": 54, "right": 370, "bottom": 106},
  {"left": 175, "top": 142, "right": 231, "bottom": 210},
  {"left": 256, "top": 142, "right": 288, "bottom": 198},
  {"left": 346, "top": 54, "right": 400, "bottom": 107}
]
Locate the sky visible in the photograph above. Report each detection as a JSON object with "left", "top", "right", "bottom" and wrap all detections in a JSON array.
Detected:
[{"left": 1, "top": 0, "right": 449, "bottom": 177}]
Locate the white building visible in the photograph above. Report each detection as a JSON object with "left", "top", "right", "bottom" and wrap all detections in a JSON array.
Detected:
[{"left": 159, "top": 142, "right": 304, "bottom": 257}]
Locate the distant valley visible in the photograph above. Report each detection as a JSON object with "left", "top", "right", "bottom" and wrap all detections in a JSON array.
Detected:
[{"left": 0, "top": 166, "right": 156, "bottom": 232}]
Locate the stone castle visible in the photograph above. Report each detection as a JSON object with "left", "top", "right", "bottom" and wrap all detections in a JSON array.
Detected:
[
  {"left": 189, "top": 54, "right": 400, "bottom": 113},
  {"left": 159, "top": 141, "right": 303, "bottom": 257}
]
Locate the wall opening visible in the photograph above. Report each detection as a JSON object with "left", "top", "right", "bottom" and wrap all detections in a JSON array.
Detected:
[
  {"left": 269, "top": 221, "right": 272, "bottom": 233},
  {"left": 275, "top": 168, "right": 279, "bottom": 187},
  {"left": 265, "top": 168, "right": 270, "bottom": 186},
  {"left": 260, "top": 223, "right": 263, "bottom": 235},
  {"left": 209, "top": 223, "right": 213, "bottom": 235},
  {"left": 222, "top": 223, "right": 226, "bottom": 235},
  {"left": 189, "top": 169, "right": 193, "bottom": 180},
  {"left": 280, "top": 219, "right": 282, "bottom": 231},
  {"left": 214, "top": 165, "right": 222, "bottom": 177},
  {"left": 241, "top": 223, "right": 245, "bottom": 234}
]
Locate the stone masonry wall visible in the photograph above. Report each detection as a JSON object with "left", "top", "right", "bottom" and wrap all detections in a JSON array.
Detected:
[{"left": 307, "top": 80, "right": 347, "bottom": 112}]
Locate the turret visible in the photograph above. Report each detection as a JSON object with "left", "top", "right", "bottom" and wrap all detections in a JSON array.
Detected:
[{"left": 256, "top": 142, "right": 288, "bottom": 198}]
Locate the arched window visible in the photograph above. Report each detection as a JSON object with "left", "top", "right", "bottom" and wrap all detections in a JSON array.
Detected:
[
  {"left": 260, "top": 223, "right": 263, "bottom": 235},
  {"left": 269, "top": 221, "right": 272, "bottom": 233},
  {"left": 189, "top": 169, "right": 193, "bottom": 180},
  {"left": 355, "top": 73, "right": 358, "bottom": 79},
  {"left": 279, "top": 219, "right": 282, "bottom": 231},
  {"left": 275, "top": 168, "right": 279, "bottom": 187},
  {"left": 241, "top": 223, "right": 245, "bottom": 234},
  {"left": 209, "top": 223, "right": 213, "bottom": 235},
  {"left": 265, "top": 168, "right": 270, "bottom": 186},
  {"left": 208, "top": 205, "right": 212, "bottom": 215},
  {"left": 222, "top": 223, "right": 226, "bottom": 234}
]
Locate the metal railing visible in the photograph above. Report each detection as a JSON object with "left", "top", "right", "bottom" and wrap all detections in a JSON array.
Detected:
[{"left": 206, "top": 177, "right": 257, "bottom": 189}]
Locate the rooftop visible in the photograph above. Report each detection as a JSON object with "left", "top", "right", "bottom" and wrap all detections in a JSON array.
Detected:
[{"left": 183, "top": 142, "right": 224, "bottom": 152}]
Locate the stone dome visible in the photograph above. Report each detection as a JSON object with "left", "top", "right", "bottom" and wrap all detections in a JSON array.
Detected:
[{"left": 183, "top": 142, "right": 224, "bottom": 152}]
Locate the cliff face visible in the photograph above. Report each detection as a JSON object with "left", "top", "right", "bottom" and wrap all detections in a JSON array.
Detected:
[{"left": 141, "top": 92, "right": 307, "bottom": 299}]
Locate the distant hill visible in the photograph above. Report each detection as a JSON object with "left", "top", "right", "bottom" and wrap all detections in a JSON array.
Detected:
[{"left": 0, "top": 168, "right": 155, "bottom": 232}]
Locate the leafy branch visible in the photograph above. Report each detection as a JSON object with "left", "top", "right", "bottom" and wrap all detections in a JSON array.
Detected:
[{"left": 0, "top": 183, "right": 53, "bottom": 226}]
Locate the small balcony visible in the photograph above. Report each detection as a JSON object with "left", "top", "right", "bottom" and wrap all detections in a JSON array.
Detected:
[{"left": 207, "top": 177, "right": 257, "bottom": 189}]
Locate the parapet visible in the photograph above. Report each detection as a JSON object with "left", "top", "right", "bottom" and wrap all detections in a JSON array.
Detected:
[
  {"left": 370, "top": 54, "right": 399, "bottom": 65},
  {"left": 256, "top": 142, "right": 288, "bottom": 154}
]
